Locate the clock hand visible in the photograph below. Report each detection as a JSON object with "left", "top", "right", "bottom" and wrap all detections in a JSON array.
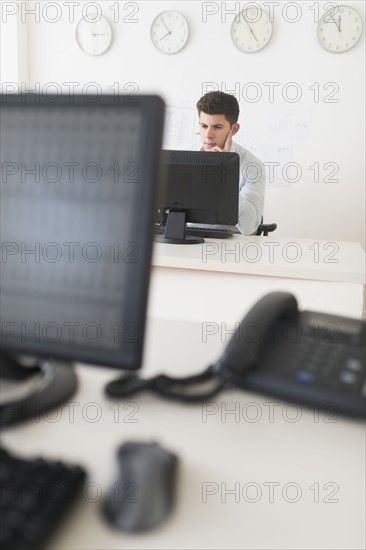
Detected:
[
  {"left": 160, "top": 17, "right": 171, "bottom": 34},
  {"left": 244, "top": 17, "right": 258, "bottom": 42},
  {"left": 331, "top": 14, "right": 341, "bottom": 32},
  {"left": 160, "top": 31, "right": 172, "bottom": 41},
  {"left": 329, "top": 10, "right": 341, "bottom": 32},
  {"left": 86, "top": 22, "right": 96, "bottom": 37}
]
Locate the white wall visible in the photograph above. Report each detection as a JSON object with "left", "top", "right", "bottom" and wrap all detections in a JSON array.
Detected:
[{"left": 1, "top": 0, "right": 365, "bottom": 247}]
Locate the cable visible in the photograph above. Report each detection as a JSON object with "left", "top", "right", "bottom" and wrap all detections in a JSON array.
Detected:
[{"left": 105, "top": 366, "right": 230, "bottom": 403}]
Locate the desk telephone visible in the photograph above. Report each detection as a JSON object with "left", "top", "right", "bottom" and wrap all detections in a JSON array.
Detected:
[{"left": 106, "top": 292, "right": 366, "bottom": 419}]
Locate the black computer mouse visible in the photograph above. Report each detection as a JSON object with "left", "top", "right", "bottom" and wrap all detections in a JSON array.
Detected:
[{"left": 103, "top": 442, "right": 178, "bottom": 532}]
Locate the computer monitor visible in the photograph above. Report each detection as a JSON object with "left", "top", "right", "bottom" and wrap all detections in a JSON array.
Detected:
[
  {"left": 155, "top": 150, "right": 239, "bottom": 244},
  {"left": 0, "top": 93, "right": 165, "bottom": 425}
]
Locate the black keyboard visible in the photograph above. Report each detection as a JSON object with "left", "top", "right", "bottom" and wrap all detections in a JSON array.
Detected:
[
  {"left": 185, "top": 227, "right": 234, "bottom": 239},
  {"left": 0, "top": 448, "right": 87, "bottom": 550},
  {"left": 155, "top": 225, "right": 234, "bottom": 239}
]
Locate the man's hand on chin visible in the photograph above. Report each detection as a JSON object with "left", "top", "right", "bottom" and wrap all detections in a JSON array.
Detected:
[{"left": 208, "top": 130, "right": 233, "bottom": 152}]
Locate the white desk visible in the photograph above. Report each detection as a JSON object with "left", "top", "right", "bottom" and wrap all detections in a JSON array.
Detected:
[
  {"left": 2, "top": 316, "right": 365, "bottom": 550},
  {"left": 150, "top": 236, "right": 365, "bottom": 323},
  {"left": 152, "top": 236, "right": 365, "bottom": 284},
  {"left": 2, "top": 236, "right": 365, "bottom": 549}
]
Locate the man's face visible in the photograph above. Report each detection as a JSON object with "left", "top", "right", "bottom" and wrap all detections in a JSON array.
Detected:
[{"left": 198, "top": 113, "right": 237, "bottom": 151}]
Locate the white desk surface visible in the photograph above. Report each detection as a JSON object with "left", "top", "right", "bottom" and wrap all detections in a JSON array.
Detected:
[
  {"left": 2, "top": 314, "right": 365, "bottom": 550},
  {"left": 152, "top": 235, "right": 366, "bottom": 284},
  {"left": 2, "top": 240, "right": 365, "bottom": 549},
  {"left": 148, "top": 268, "right": 365, "bottom": 323}
]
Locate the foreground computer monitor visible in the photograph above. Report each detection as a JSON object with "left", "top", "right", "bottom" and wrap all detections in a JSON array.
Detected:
[
  {"left": 155, "top": 150, "right": 239, "bottom": 244},
  {"left": 0, "top": 93, "right": 165, "bottom": 425}
]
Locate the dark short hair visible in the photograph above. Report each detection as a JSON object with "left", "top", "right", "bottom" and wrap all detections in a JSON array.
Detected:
[{"left": 196, "top": 91, "right": 239, "bottom": 126}]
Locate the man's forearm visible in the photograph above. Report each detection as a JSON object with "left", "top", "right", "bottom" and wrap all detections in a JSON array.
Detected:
[{"left": 237, "top": 194, "right": 263, "bottom": 235}]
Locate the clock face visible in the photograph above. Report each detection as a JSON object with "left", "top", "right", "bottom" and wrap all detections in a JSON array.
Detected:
[
  {"left": 318, "top": 5, "right": 363, "bottom": 53},
  {"left": 76, "top": 15, "right": 113, "bottom": 56},
  {"left": 150, "top": 11, "right": 189, "bottom": 54},
  {"left": 231, "top": 7, "right": 273, "bottom": 53}
]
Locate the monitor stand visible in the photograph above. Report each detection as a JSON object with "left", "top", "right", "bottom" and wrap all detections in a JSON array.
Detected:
[
  {"left": 155, "top": 210, "right": 203, "bottom": 244},
  {"left": 0, "top": 352, "right": 78, "bottom": 427}
]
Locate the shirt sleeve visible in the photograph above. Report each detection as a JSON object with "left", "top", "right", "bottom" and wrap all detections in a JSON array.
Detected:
[{"left": 236, "top": 150, "right": 266, "bottom": 235}]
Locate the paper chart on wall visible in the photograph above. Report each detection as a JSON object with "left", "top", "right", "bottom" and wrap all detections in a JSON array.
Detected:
[
  {"left": 267, "top": 107, "right": 312, "bottom": 141},
  {"left": 258, "top": 141, "right": 293, "bottom": 186},
  {"left": 162, "top": 106, "right": 198, "bottom": 150},
  {"left": 237, "top": 135, "right": 293, "bottom": 186}
]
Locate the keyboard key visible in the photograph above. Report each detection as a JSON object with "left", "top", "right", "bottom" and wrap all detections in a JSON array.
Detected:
[
  {"left": 0, "top": 448, "right": 86, "bottom": 550},
  {"left": 339, "top": 371, "right": 357, "bottom": 384},
  {"left": 296, "top": 370, "right": 316, "bottom": 383},
  {"left": 346, "top": 358, "right": 363, "bottom": 371}
]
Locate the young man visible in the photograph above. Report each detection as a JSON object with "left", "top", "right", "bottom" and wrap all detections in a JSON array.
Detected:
[{"left": 191, "top": 91, "right": 265, "bottom": 235}]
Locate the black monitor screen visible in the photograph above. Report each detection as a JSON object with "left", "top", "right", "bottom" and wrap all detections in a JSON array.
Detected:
[
  {"left": 156, "top": 150, "right": 239, "bottom": 244},
  {"left": 0, "top": 94, "right": 165, "bottom": 369}
]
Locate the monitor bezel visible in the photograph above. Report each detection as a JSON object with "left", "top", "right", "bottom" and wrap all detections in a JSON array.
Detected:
[{"left": 0, "top": 93, "right": 165, "bottom": 370}]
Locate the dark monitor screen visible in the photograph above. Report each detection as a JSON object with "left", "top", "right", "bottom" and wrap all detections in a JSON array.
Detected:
[
  {"left": 155, "top": 150, "right": 239, "bottom": 244},
  {"left": 0, "top": 94, "right": 165, "bottom": 370}
]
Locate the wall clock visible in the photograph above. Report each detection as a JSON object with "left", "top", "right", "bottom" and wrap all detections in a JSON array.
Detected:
[
  {"left": 150, "top": 11, "right": 189, "bottom": 54},
  {"left": 231, "top": 7, "right": 273, "bottom": 53},
  {"left": 318, "top": 5, "right": 363, "bottom": 53},
  {"left": 76, "top": 15, "right": 113, "bottom": 56}
]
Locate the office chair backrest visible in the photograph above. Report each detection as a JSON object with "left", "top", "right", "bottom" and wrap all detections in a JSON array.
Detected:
[{"left": 255, "top": 218, "right": 277, "bottom": 236}]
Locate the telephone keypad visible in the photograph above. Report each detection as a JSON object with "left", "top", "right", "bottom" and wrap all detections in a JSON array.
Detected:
[
  {"left": 259, "top": 335, "right": 365, "bottom": 395},
  {"left": 226, "top": 297, "right": 365, "bottom": 418}
]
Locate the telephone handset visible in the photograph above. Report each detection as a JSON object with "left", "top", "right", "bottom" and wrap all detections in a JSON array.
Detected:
[
  {"left": 106, "top": 293, "right": 366, "bottom": 419},
  {"left": 213, "top": 292, "right": 365, "bottom": 418},
  {"left": 213, "top": 292, "right": 298, "bottom": 376}
]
